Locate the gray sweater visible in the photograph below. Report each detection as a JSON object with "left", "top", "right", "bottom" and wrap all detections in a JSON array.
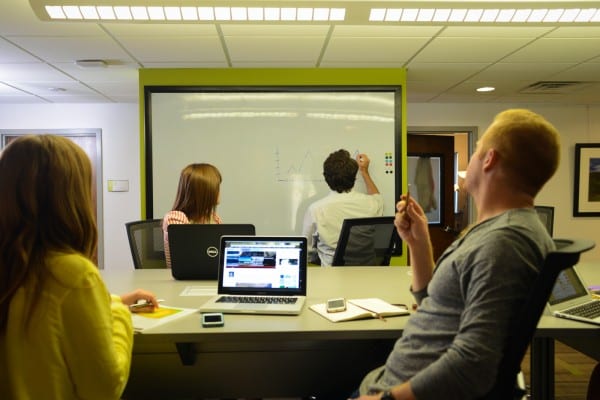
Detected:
[{"left": 364, "top": 208, "right": 554, "bottom": 400}]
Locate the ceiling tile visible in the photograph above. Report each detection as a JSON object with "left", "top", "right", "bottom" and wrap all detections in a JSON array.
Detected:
[
  {"left": 440, "top": 26, "right": 553, "bottom": 38},
  {"left": 222, "top": 24, "right": 329, "bottom": 36},
  {"left": 333, "top": 25, "right": 443, "bottom": 37},
  {"left": 104, "top": 23, "right": 218, "bottom": 36},
  {"left": 550, "top": 62, "right": 600, "bottom": 81},
  {"left": 0, "top": 62, "right": 76, "bottom": 82},
  {"left": 9, "top": 35, "right": 134, "bottom": 63},
  {"left": 10, "top": 80, "right": 103, "bottom": 97},
  {"left": 324, "top": 37, "right": 429, "bottom": 63},
  {"left": 53, "top": 62, "right": 139, "bottom": 82},
  {"left": 546, "top": 26, "right": 600, "bottom": 38},
  {"left": 0, "top": 38, "right": 41, "bottom": 63},
  {"left": 118, "top": 36, "right": 226, "bottom": 63},
  {"left": 227, "top": 36, "right": 325, "bottom": 63},
  {"left": 411, "top": 37, "right": 535, "bottom": 63},
  {"left": 406, "top": 62, "right": 489, "bottom": 82},
  {"left": 469, "top": 62, "right": 576, "bottom": 82},
  {"left": 503, "top": 38, "right": 600, "bottom": 63}
]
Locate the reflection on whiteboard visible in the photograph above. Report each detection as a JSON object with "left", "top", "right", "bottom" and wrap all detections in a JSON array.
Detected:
[
  {"left": 149, "top": 89, "right": 401, "bottom": 236},
  {"left": 407, "top": 156, "right": 441, "bottom": 224}
]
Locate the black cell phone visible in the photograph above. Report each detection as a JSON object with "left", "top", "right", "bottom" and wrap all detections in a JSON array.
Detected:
[{"left": 201, "top": 312, "right": 224, "bottom": 327}]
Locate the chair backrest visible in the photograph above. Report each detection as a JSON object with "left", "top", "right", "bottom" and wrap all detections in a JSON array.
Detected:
[
  {"left": 332, "top": 216, "right": 401, "bottom": 266},
  {"left": 482, "top": 238, "right": 595, "bottom": 400},
  {"left": 534, "top": 205, "right": 555, "bottom": 236},
  {"left": 125, "top": 219, "right": 167, "bottom": 269}
]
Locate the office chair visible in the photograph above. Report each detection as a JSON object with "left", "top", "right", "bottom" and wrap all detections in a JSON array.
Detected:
[
  {"left": 479, "top": 237, "right": 595, "bottom": 400},
  {"left": 332, "top": 216, "right": 401, "bottom": 266},
  {"left": 125, "top": 219, "right": 167, "bottom": 269},
  {"left": 587, "top": 362, "right": 600, "bottom": 400},
  {"left": 534, "top": 205, "right": 555, "bottom": 236}
]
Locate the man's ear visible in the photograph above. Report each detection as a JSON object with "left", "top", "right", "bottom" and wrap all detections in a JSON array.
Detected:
[{"left": 482, "top": 148, "right": 499, "bottom": 171}]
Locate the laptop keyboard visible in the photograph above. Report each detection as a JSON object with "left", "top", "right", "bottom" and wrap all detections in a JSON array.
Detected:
[
  {"left": 216, "top": 295, "right": 298, "bottom": 304},
  {"left": 563, "top": 300, "right": 600, "bottom": 318}
]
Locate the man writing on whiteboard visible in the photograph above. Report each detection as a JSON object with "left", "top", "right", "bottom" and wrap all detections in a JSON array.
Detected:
[{"left": 302, "top": 149, "right": 383, "bottom": 266}]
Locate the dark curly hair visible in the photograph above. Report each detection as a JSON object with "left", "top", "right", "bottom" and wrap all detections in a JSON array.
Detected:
[{"left": 323, "top": 149, "right": 358, "bottom": 193}]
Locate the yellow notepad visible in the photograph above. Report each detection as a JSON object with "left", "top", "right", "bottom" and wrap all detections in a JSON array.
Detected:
[
  {"left": 131, "top": 305, "right": 198, "bottom": 332},
  {"left": 310, "top": 298, "right": 409, "bottom": 323}
]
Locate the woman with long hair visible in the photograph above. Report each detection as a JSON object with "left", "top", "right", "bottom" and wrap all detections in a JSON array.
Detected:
[
  {"left": 0, "top": 135, "right": 158, "bottom": 399},
  {"left": 162, "top": 163, "right": 223, "bottom": 268}
]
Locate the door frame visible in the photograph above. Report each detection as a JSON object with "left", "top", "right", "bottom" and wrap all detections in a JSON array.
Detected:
[
  {"left": 407, "top": 126, "right": 477, "bottom": 226},
  {"left": 0, "top": 129, "right": 104, "bottom": 268}
]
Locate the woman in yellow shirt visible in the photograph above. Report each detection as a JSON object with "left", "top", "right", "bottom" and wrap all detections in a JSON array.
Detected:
[{"left": 0, "top": 135, "right": 158, "bottom": 400}]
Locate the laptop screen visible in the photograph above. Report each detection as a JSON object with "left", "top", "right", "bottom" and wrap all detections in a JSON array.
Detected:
[
  {"left": 548, "top": 267, "right": 589, "bottom": 305},
  {"left": 218, "top": 236, "right": 307, "bottom": 296}
]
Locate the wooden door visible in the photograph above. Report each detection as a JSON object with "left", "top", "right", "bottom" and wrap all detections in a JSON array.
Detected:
[{"left": 408, "top": 134, "right": 456, "bottom": 262}]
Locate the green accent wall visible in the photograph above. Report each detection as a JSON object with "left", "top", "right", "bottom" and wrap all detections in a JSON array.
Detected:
[{"left": 139, "top": 68, "right": 408, "bottom": 265}]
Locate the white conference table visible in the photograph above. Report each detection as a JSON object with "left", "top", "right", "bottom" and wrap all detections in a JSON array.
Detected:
[{"left": 101, "top": 264, "right": 600, "bottom": 400}]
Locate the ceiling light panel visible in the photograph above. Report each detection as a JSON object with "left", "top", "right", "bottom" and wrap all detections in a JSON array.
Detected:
[
  {"left": 40, "top": 5, "right": 346, "bottom": 22},
  {"left": 368, "top": 7, "right": 600, "bottom": 24}
]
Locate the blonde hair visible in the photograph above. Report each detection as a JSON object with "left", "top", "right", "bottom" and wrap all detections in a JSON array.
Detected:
[
  {"left": 172, "top": 163, "right": 222, "bottom": 222},
  {"left": 479, "top": 109, "right": 561, "bottom": 196},
  {"left": 0, "top": 135, "right": 97, "bottom": 331}
]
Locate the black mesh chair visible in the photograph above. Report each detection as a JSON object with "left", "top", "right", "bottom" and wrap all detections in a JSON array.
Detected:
[
  {"left": 480, "top": 238, "right": 595, "bottom": 400},
  {"left": 332, "top": 216, "right": 401, "bottom": 266},
  {"left": 534, "top": 205, "right": 555, "bottom": 236},
  {"left": 125, "top": 219, "right": 167, "bottom": 269}
]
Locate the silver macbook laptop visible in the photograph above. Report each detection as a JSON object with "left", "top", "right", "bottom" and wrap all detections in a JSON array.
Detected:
[
  {"left": 547, "top": 267, "right": 600, "bottom": 325},
  {"left": 199, "top": 235, "right": 307, "bottom": 315},
  {"left": 168, "top": 224, "right": 255, "bottom": 280}
]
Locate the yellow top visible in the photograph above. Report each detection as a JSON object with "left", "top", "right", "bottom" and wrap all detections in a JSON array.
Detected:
[{"left": 0, "top": 252, "right": 133, "bottom": 400}]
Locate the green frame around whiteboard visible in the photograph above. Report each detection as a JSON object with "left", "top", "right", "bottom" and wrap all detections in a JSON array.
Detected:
[{"left": 138, "top": 68, "right": 408, "bottom": 265}]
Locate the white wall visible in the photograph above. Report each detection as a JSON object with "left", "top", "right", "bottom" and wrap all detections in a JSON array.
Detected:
[
  {"left": 1, "top": 102, "right": 598, "bottom": 270},
  {"left": 0, "top": 103, "right": 141, "bottom": 271}
]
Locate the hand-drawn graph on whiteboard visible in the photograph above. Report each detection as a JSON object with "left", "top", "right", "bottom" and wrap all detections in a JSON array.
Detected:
[
  {"left": 275, "top": 148, "right": 369, "bottom": 183},
  {"left": 275, "top": 147, "right": 323, "bottom": 183}
]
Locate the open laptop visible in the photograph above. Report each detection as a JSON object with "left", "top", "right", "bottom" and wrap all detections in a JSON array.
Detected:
[
  {"left": 547, "top": 266, "right": 600, "bottom": 325},
  {"left": 199, "top": 235, "right": 307, "bottom": 315},
  {"left": 168, "top": 224, "right": 255, "bottom": 280}
]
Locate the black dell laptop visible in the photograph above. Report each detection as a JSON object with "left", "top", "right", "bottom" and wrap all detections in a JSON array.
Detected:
[{"left": 168, "top": 224, "right": 255, "bottom": 280}]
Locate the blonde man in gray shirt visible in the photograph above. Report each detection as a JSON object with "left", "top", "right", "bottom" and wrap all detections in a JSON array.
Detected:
[{"left": 353, "top": 109, "right": 561, "bottom": 400}]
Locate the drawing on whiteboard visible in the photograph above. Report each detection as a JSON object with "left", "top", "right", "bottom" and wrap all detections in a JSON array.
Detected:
[
  {"left": 274, "top": 147, "right": 323, "bottom": 183},
  {"left": 274, "top": 147, "right": 367, "bottom": 183}
]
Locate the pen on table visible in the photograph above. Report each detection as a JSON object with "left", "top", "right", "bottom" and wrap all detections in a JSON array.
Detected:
[
  {"left": 372, "top": 312, "right": 387, "bottom": 322},
  {"left": 129, "top": 299, "right": 164, "bottom": 310}
]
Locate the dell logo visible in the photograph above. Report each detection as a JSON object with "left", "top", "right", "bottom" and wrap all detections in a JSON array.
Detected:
[{"left": 206, "top": 246, "right": 219, "bottom": 258}]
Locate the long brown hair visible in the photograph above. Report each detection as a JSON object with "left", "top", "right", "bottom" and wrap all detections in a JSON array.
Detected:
[
  {"left": 171, "top": 163, "right": 222, "bottom": 223},
  {"left": 0, "top": 135, "right": 97, "bottom": 332}
]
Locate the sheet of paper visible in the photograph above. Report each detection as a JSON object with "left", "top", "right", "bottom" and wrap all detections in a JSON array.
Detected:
[
  {"left": 132, "top": 305, "right": 198, "bottom": 332},
  {"left": 180, "top": 286, "right": 217, "bottom": 296}
]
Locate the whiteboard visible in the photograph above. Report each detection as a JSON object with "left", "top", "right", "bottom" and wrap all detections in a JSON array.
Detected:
[{"left": 147, "top": 88, "right": 401, "bottom": 236}]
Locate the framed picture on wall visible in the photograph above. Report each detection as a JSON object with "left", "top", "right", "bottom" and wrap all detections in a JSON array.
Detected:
[{"left": 573, "top": 143, "right": 600, "bottom": 217}]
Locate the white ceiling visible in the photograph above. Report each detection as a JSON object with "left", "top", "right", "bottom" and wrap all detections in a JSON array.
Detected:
[{"left": 1, "top": 0, "right": 600, "bottom": 104}]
